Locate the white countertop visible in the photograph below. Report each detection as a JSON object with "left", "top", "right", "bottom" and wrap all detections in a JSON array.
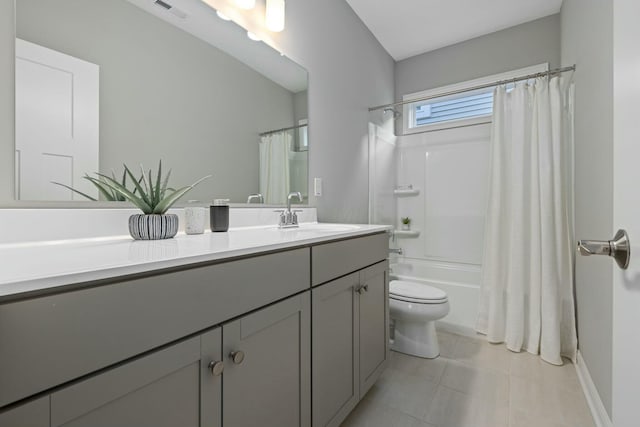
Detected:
[{"left": 0, "top": 223, "right": 390, "bottom": 300}]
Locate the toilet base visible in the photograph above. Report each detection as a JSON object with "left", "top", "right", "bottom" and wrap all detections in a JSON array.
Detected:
[{"left": 390, "top": 319, "right": 440, "bottom": 359}]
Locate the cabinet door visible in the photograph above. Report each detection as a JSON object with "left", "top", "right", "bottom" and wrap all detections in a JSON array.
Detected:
[
  {"left": 50, "top": 329, "right": 222, "bottom": 427},
  {"left": 223, "top": 292, "right": 310, "bottom": 427},
  {"left": 0, "top": 396, "right": 49, "bottom": 427},
  {"left": 358, "top": 261, "right": 389, "bottom": 397},
  {"left": 311, "top": 272, "right": 360, "bottom": 427}
]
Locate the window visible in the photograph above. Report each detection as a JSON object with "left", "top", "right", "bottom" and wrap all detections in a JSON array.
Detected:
[{"left": 402, "top": 63, "right": 548, "bottom": 134}]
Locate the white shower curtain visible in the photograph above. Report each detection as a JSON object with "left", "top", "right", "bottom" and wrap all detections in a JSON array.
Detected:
[
  {"left": 259, "top": 132, "right": 292, "bottom": 204},
  {"left": 476, "top": 76, "right": 577, "bottom": 365}
]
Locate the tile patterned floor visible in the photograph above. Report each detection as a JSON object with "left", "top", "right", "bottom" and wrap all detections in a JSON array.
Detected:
[{"left": 342, "top": 331, "right": 595, "bottom": 427}]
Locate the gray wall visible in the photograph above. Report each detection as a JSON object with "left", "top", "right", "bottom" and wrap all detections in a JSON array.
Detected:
[
  {"left": 0, "top": 0, "right": 395, "bottom": 220},
  {"left": 278, "top": 0, "right": 395, "bottom": 222},
  {"left": 15, "top": 0, "right": 296, "bottom": 203},
  {"left": 395, "top": 14, "right": 561, "bottom": 99},
  {"left": 561, "top": 0, "right": 613, "bottom": 416}
]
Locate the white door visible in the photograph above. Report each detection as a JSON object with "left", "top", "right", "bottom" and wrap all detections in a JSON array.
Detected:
[
  {"left": 612, "top": 1, "right": 640, "bottom": 426},
  {"left": 15, "top": 39, "right": 99, "bottom": 201}
]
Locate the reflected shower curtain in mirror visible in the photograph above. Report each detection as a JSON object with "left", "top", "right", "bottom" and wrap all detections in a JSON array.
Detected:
[
  {"left": 476, "top": 76, "right": 577, "bottom": 365},
  {"left": 259, "top": 131, "right": 292, "bottom": 204}
]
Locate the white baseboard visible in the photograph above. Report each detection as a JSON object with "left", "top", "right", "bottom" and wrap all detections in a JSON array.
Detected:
[{"left": 575, "top": 351, "right": 613, "bottom": 427}]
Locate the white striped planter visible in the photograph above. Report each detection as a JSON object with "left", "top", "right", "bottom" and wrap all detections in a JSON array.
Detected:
[{"left": 128, "top": 214, "right": 179, "bottom": 240}]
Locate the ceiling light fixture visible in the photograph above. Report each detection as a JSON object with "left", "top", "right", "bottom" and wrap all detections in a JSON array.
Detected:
[
  {"left": 235, "top": 0, "right": 255, "bottom": 10},
  {"left": 216, "top": 10, "right": 231, "bottom": 21},
  {"left": 265, "top": 0, "right": 285, "bottom": 32}
]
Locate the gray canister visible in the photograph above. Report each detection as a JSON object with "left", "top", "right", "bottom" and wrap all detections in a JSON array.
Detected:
[{"left": 210, "top": 199, "right": 230, "bottom": 232}]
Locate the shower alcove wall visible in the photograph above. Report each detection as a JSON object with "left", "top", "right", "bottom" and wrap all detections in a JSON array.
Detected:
[{"left": 369, "top": 111, "right": 491, "bottom": 334}]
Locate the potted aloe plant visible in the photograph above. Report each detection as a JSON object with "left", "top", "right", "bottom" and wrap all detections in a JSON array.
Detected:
[{"left": 57, "top": 161, "right": 210, "bottom": 240}]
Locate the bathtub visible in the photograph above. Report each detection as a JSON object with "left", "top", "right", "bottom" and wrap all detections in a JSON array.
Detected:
[{"left": 390, "top": 257, "right": 481, "bottom": 336}]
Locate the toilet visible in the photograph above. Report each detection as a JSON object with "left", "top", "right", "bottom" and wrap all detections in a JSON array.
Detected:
[{"left": 389, "top": 280, "right": 450, "bottom": 359}]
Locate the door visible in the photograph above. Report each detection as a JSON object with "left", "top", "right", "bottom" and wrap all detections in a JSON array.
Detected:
[
  {"left": 612, "top": 2, "right": 640, "bottom": 425},
  {"left": 312, "top": 272, "right": 360, "bottom": 427},
  {"left": 49, "top": 330, "right": 221, "bottom": 427},
  {"left": 222, "top": 292, "right": 311, "bottom": 427},
  {"left": 15, "top": 38, "right": 99, "bottom": 201},
  {"left": 358, "top": 261, "right": 389, "bottom": 396}
]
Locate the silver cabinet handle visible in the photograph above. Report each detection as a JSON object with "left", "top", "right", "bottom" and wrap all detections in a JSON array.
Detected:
[
  {"left": 229, "top": 350, "right": 245, "bottom": 365},
  {"left": 577, "top": 229, "right": 630, "bottom": 270},
  {"left": 356, "top": 285, "right": 369, "bottom": 294},
  {"left": 208, "top": 360, "right": 224, "bottom": 376}
]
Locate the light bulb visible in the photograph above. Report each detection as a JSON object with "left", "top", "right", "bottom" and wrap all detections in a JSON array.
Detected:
[
  {"left": 235, "top": 0, "right": 255, "bottom": 10},
  {"left": 265, "top": 0, "right": 285, "bottom": 32},
  {"left": 247, "top": 31, "right": 261, "bottom": 41},
  {"left": 216, "top": 11, "right": 231, "bottom": 21}
]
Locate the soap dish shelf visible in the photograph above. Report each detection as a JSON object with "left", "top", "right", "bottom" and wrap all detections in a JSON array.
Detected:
[
  {"left": 393, "top": 188, "right": 420, "bottom": 197},
  {"left": 394, "top": 230, "right": 420, "bottom": 238}
]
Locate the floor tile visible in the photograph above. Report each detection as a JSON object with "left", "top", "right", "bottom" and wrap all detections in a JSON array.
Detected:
[
  {"left": 424, "top": 385, "right": 509, "bottom": 427},
  {"left": 342, "top": 398, "right": 436, "bottom": 427},
  {"left": 388, "top": 350, "right": 448, "bottom": 384},
  {"left": 440, "top": 359, "right": 509, "bottom": 402},
  {"left": 436, "top": 331, "right": 460, "bottom": 358},
  {"left": 343, "top": 331, "right": 596, "bottom": 427},
  {"left": 451, "top": 336, "right": 511, "bottom": 373},
  {"left": 366, "top": 368, "right": 438, "bottom": 420}
]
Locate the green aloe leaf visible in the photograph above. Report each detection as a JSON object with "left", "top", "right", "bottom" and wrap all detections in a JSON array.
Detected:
[
  {"left": 85, "top": 176, "right": 120, "bottom": 201},
  {"left": 152, "top": 174, "right": 211, "bottom": 214},
  {"left": 122, "top": 165, "right": 151, "bottom": 207},
  {"left": 154, "top": 160, "right": 162, "bottom": 207},
  {"left": 51, "top": 181, "right": 98, "bottom": 201},
  {"left": 159, "top": 169, "right": 172, "bottom": 200},
  {"left": 95, "top": 173, "right": 153, "bottom": 213}
]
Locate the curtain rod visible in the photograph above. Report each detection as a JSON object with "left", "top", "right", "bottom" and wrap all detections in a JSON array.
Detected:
[
  {"left": 368, "top": 65, "right": 576, "bottom": 112},
  {"left": 259, "top": 123, "right": 308, "bottom": 137}
]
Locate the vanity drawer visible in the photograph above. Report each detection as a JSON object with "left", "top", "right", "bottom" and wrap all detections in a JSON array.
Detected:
[
  {"left": 312, "top": 233, "right": 388, "bottom": 286},
  {"left": 0, "top": 248, "right": 310, "bottom": 408}
]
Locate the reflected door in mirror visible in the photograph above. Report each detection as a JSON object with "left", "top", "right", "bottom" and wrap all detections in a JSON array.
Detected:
[{"left": 15, "top": 39, "right": 99, "bottom": 201}]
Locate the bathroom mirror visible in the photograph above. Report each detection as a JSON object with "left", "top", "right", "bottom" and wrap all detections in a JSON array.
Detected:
[{"left": 13, "top": 0, "right": 308, "bottom": 205}]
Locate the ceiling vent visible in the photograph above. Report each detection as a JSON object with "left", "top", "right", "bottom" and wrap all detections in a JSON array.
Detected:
[{"left": 153, "top": 0, "right": 187, "bottom": 19}]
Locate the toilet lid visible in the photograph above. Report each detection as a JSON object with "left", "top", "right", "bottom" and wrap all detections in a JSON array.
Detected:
[{"left": 389, "top": 280, "right": 448, "bottom": 303}]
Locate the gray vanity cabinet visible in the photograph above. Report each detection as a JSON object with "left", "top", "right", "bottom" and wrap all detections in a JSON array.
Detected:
[
  {"left": 311, "top": 272, "right": 360, "bottom": 427},
  {"left": 357, "top": 261, "right": 389, "bottom": 396},
  {"left": 49, "top": 328, "right": 222, "bottom": 427},
  {"left": 311, "top": 261, "right": 389, "bottom": 427},
  {"left": 222, "top": 292, "right": 311, "bottom": 427},
  {"left": 0, "top": 397, "right": 49, "bottom": 427}
]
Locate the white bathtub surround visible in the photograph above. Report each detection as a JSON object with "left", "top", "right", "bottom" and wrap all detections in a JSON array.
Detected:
[
  {"left": 0, "top": 206, "right": 318, "bottom": 244},
  {"left": 391, "top": 258, "right": 481, "bottom": 333},
  {"left": 476, "top": 76, "right": 577, "bottom": 365}
]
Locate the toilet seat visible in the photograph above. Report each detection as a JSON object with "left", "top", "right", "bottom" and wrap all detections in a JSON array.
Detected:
[{"left": 390, "top": 280, "right": 448, "bottom": 304}]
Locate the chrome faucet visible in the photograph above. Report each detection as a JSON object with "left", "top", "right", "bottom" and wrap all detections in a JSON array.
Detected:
[
  {"left": 247, "top": 193, "right": 264, "bottom": 204},
  {"left": 275, "top": 192, "right": 303, "bottom": 228}
]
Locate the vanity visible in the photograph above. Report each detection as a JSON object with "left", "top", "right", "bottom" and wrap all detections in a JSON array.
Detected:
[{"left": 0, "top": 224, "right": 390, "bottom": 427}]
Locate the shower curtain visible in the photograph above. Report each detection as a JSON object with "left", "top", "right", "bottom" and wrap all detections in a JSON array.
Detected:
[
  {"left": 476, "top": 76, "right": 577, "bottom": 365},
  {"left": 259, "top": 131, "right": 292, "bottom": 204}
]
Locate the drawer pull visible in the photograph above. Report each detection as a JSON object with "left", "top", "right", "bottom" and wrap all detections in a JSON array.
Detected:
[
  {"left": 229, "top": 350, "right": 245, "bottom": 365},
  {"left": 356, "top": 285, "right": 369, "bottom": 294},
  {"left": 208, "top": 360, "right": 224, "bottom": 376}
]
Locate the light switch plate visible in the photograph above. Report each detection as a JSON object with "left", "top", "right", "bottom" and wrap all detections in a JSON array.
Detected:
[{"left": 314, "top": 178, "right": 322, "bottom": 196}]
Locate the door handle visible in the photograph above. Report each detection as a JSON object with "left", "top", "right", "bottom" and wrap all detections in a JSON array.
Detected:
[{"left": 577, "top": 229, "right": 630, "bottom": 270}]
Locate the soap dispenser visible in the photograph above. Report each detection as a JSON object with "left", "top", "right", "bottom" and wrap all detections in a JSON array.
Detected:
[{"left": 210, "top": 199, "right": 230, "bottom": 232}]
